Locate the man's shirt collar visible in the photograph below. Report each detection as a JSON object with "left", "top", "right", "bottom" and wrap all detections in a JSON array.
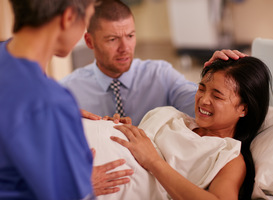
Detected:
[{"left": 94, "top": 60, "right": 135, "bottom": 91}]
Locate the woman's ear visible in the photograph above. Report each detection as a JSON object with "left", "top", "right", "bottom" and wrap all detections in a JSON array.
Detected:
[
  {"left": 60, "top": 7, "right": 77, "bottom": 30},
  {"left": 240, "top": 104, "right": 248, "bottom": 117},
  {"left": 84, "top": 32, "right": 94, "bottom": 49}
]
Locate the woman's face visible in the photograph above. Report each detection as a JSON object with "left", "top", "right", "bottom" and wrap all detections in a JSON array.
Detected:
[
  {"left": 55, "top": 3, "right": 95, "bottom": 57},
  {"left": 195, "top": 71, "right": 246, "bottom": 137}
]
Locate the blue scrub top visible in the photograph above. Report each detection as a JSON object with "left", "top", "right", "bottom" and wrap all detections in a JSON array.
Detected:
[{"left": 0, "top": 40, "right": 94, "bottom": 200}]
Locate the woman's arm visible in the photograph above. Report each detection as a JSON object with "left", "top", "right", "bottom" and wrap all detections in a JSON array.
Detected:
[
  {"left": 111, "top": 124, "right": 246, "bottom": 200},
  {"left": 149, "top": 154, "right": 246, "bottom": 200},
  {"left": 208, "top": 154, "right": 246, "bottom": 199}
]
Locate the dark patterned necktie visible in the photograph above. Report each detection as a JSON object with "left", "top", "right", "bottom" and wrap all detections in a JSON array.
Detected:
[{"left": 110, "top": 79, "right": 125, "bottom": 117}]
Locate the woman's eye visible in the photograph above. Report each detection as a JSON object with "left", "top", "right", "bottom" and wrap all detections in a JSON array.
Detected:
[
  {"left": 198, "top": 87, "right": 205, "bottom": 92},
  {"left": 214, "top": 96, "right": 222, "bottom": 100}
]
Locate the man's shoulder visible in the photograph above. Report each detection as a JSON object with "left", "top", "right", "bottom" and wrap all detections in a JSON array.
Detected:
[
  {"left": 70, "top": 62, "right": 95, "bottom": 76},
  {"left": 60, "top": 62, "right": 96, "bottom": 83},
  {"left": 133, "top": 58, "right": 171, "bottom": 66},
  {"left": 132, "top": 58, "right": 173, "bottom": 71}
]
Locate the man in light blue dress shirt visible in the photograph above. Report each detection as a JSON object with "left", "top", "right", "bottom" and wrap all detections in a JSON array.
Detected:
[
  {"left": 60, "top": 0, "right": 197, "bottom": 125},
  {"left": 61, "top": 0, "right": 246, "bottom": 125}
]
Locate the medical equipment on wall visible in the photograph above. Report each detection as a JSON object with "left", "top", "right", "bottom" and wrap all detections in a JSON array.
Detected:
[{"left": 167, "top": 0, "right": 234, "bottom": 68}]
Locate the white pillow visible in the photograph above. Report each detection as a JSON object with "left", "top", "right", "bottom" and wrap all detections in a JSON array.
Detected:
[{"left": 251, "top": 106, "right": 273, "bottom": 199}]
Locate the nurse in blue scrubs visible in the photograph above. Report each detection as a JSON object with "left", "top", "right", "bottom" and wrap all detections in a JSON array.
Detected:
[{"left": 0, "top": 0, "right": 132, "bottom": 199}]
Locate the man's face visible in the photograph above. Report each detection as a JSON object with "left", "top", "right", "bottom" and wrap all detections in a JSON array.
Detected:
[{"left": 87, "top": 16, "right": 136, "bottom": 78}]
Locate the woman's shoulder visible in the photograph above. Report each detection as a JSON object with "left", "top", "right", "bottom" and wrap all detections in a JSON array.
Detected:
[
  {"left": 139, "top": 106, "right": 198, "bottom": 130},
  {"left": 216, "top": 153, "right": 246, "bottom": 180}
]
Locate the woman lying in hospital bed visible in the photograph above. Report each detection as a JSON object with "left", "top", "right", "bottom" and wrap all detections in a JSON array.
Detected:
[{"left": 83, "top": 57, "right": 271, "bottom": 200}]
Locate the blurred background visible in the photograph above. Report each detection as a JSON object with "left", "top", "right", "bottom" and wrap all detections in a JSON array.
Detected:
[{"left": 1, "top": 0, "right": 273, "bottom": 83}]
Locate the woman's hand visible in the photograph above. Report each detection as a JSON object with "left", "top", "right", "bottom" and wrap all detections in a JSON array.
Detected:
[
  {"left": 204, "top": 49, "right": 248, "bottom": 67},
  {"left": 103, "top": 113, "right": 132, "bottom": 124},
  {"left": 111, "top": 124, "right": 162, "bottom": 170},
  {"left": 91, "top": 149, "right": 134, "bottom": 196},
  {"left": 80, "top": 109, "right": 102, "bottom": 120}
]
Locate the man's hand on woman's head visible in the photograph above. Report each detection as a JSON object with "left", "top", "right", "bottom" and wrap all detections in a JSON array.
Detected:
[
  {"left": 103, "top": 113, "right": 132, "bottom": 124},
  {"left": 204, "top": 49, "right": 248, "bottom": 67}
]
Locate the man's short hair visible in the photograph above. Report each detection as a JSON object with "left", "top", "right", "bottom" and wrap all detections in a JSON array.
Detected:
[
  {"left": 9, "top": 0, "right": 95, "bottom": 33},
  {"left": 87, "top": 0, "right": 133, "bottom": 34}
]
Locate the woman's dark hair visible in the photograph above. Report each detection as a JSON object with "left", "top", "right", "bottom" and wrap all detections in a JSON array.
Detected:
[
  {"left": 87, "top": 0, "right": 133, "bottom": 34},
  {"left": 9, "top": 0, "right": 96, "bottom": 33},
  {"left": 201, "top": 56, "right": 272, "bottom": 199}
]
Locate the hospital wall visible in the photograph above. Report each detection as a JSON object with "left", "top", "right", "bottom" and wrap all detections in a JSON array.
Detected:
[{"left": 1, "top": 0, "right": 273, "bottom": 80}]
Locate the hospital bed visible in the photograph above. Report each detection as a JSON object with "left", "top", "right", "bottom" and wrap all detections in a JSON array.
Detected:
[
  {"left": 252, "top": 37, "right": 273, "bottom": 106},
  {"left": 250, "top": 106, "right": 273, "bottom": 200},
  {"left": 250, "top": 37, "right": 273, "bottom": 199}
]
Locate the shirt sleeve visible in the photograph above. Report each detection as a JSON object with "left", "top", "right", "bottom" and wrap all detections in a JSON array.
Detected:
[
  {"left": 160, "top": 61, "right": 198, "bottom": 118},
  {"left": 4, "top": 103, "right": 93, "bottom": 200}
]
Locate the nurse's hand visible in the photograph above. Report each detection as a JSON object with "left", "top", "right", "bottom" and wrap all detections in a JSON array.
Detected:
[
  {"left": 103, "top": 113, "right": 132, "bottom": 124},
  {"left": 204, "top": 49, "right": 248, "bottom": 67},
  {"left": 91, "top": 149, "right": 134, "bottom": 196},
  {"left": 80, "top": 109, "right": 102, "bottom": 120}
]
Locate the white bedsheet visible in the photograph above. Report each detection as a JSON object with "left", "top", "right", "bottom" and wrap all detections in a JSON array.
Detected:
[{"left": 83, "top": 106, "right": 241, "bottom": 200}]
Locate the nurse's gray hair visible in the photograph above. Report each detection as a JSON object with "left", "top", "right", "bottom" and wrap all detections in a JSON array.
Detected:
[{"left": 9, "top": 0, "right": 96, "bottom": 33}]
